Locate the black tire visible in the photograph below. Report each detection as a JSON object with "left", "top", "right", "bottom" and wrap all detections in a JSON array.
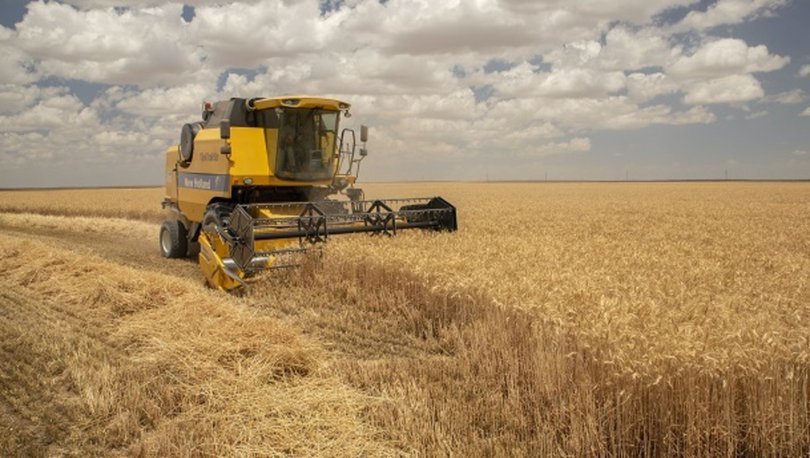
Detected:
[
  {"left": 179, "top": 122, "right": 202, "bottom": 163},
  {"left": 160, "top": 220, "right": 188, "bottom": 258},
  {"left": 202, "top": 203, "right": 234, "bottom": 237}
]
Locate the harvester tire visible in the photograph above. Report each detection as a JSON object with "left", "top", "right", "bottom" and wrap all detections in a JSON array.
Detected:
[
  {"left": 160, "top": 219, "right": 188, "bottom": 258},
  {"left": 202, "top": 203, "right": 234, "bottom": 237}
]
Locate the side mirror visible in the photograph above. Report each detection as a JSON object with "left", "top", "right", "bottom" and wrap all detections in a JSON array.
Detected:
[
  {"left": 220, "top": 120, "right": 231, "bottom": 140},
  {"left": 340, "top": 128, "right": 356, "bottom": 155},
  {"left": 360, "top": 125, "right": 368, "bottom": 143}
]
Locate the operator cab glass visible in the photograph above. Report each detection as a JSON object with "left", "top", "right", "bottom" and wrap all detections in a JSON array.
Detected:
[{"left": 257, "top": 107, "right": 339, "bottom": 181}]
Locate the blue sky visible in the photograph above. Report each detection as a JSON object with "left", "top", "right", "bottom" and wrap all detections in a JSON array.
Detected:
[{"left": 0, "top": 0, "right": 808, "bottom": 187}]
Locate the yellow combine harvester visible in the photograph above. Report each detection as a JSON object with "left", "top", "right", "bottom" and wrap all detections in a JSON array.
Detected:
[{"left": 160, "top": 96, "right": 457, "bottom": 291}]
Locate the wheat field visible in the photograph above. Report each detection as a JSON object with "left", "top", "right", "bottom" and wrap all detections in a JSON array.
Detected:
[{"left": 1, "top": 182, "right": 809, "bottom": 456}]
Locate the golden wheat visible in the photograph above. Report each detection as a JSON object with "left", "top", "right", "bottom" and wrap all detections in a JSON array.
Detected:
[
  {"left": 1, "top": 181, "right": 809, "bottom": 455},
  {"left": 0, "top": 187, "right": 165, "bottom": 222}
]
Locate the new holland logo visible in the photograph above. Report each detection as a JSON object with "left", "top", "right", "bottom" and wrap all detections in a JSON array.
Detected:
[{"left": 178, "top": 173, "right": 229, "bottom": 192}]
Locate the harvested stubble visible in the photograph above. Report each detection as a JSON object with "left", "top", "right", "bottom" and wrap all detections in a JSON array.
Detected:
[{"left": 0, "top": 234, "right": 386, "bottom": 456}]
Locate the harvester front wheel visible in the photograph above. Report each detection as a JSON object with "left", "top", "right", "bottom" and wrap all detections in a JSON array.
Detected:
[
  {"left": 160, "top": 220, "right": 188, "bottom": 258},
  {"left": 202, "top": 203, "right": 234, "bottom": 237}
]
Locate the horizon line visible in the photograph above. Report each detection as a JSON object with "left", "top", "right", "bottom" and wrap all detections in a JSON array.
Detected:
[{"left": 2, "top": 178, "right": 810, "bottom": 191}]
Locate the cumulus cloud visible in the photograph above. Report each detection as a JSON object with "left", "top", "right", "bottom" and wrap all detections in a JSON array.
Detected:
[
  {"left": 0, "top": 26, "right": 37, "bottom": 84},
  {"left": 115, "top": 84, "right": 212, "bottom": 117},
  {"left": 515, "top": 137, "right": 591, "bottom": 158},
  {"left": 801, "top": 107, "right": 810, "bottom": 117},
  {"left": 0, "top": 0, "right": 803, "bottom": 183},
  {"left": 673, "top": 0, "right": 788, "bottom": 31},
  {"left": 683, "top": 74, "right": 764, "bottom": 105},
  {"left": 800, "top": 65, "right": 810, "bottom": 78},
  {"left": 745, "top": 110, "right": 768, "bottom": 120},
  {"left": 545, "top": 27, "right": 677, "bottom": 72},
  {"left": 492, "top": 64, "right": 626, "bottom": 99},
  {"left": 668, "top": 39, "right": 788, "bottom": 79},
  {"left": 626, "top": 72, "right": 679, "bottom": 102},
  {"left": 15, "top": 2, "right": 206, "bottom": 86},
  {"left": 763, "top": 89, "right": 806, "bottom": 105},
  {"left": 190, "top": 1, "right": 328, "bottom": 67},
  {"left": 0, "top": 84, "right": 61, "bottom": 114}
]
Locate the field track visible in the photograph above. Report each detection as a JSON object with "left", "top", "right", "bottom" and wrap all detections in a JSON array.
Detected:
[{"left": 0, "top": 217, "right": 197, "bottom": 280}]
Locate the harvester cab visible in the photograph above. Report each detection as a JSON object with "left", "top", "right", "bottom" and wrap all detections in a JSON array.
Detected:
[{"left": 160, "top": 96, "right": 457, "bottom": 291}]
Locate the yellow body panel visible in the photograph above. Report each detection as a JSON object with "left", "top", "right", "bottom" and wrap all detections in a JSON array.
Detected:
[
  {"left": 190, "top": 128, "right": 230, "bottom": 174},
  {"left": 198, "top": 232, "right": 244, "bottom": 291},
  {"left": 164, "top": 146, "right": 179, "bottom": 201},
  {"left": 174, "top": 127, "right": 230, "bottom": 221},
  {"left": 229, "top": 127, "right": 271, "bottom": 179},
  {"left": 169, "top": 124, "right": 338, "bottom": 223},
  {"left": 178, "top": 188, "right": 228, "bottom": 223}
]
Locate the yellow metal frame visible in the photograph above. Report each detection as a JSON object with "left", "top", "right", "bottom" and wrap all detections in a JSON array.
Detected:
[{"left": 249, "top": 96, "right": 350, "bottom": 111}]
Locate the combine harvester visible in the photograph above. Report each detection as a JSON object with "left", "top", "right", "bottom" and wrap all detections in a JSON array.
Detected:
[{"left": 160, "top": 96, "right": 457, "bottom": 291}]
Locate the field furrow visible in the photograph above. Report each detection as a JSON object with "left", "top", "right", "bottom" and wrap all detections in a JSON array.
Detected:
[
  {"left": 0, "top": 231, "right": 388, "bottom": 456},
  {"left": 0, "top": 213, "right": 198, "bottom": 280}
]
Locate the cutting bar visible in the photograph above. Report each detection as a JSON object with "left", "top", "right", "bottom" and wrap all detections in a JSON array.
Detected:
[{"left": 227, "top": 197, "right": 457, "bottom": 271}]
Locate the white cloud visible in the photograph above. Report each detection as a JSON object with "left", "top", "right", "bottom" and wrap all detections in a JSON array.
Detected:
[
  {"left": 799, "top": 65, "right": 810, "bottom": 78},
  {"left": 0, "top": 93, "right": 97, "bottom": 133},
  {"left": 115, "top": 84, "right": 211, "bottom": 117},
  {"left": 500, "top": 0, "right": 695, "bottom": 24},
  {"left": 544, "top": 27, "right": 678, "bottom": 73},
  {"left": 0, "top": 84, "right": 68, "bottom": 114},
  {"left": 190, "top": 1, "right": 329, "bottom": 67},
  {"left": 674, "top": 0, "right": 788, "bottom": 31},
  {"left": 515, "top": 137, "right": 591, "bottom": 158},
  {"left": 0, "top": 26, "right": 36, "bottom": 84},
  {"left": 801, "top": 107, "right": 810, "bottom": 117},
  {"left": 683, "top": 74, "right": 764, "bottom": 105},
  {"left": 0, "top": 0, "right": 799, "bottom": 182},
  {"left": 62, "top": 0, "right": 261, "bottom": 7},
  {"left": 745, "top": 110, "right": 768, "bottom": 119},
  {"left": 15, "top": 2, "right": 206, "bottom": 86},
  {"left": 589, "top": 27, "right": 677, "bottom": 71},
  {"left": 626, "top": 72, "right": 678, "bottom": 102},
  {"left": 492, "top": 64, "right": 626, "bottom": 99},
  {"left": 764, "top": 89, "right": 805, "bottom": 105},
  {"left": 791, "top": 149, "right": 808, "bottom": 156},
  {"left": 487, "top": 95, "right": 714, "bottom": 131},
  {"left": 668, "top": 39, "right": 788, "bottom": 79}
]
